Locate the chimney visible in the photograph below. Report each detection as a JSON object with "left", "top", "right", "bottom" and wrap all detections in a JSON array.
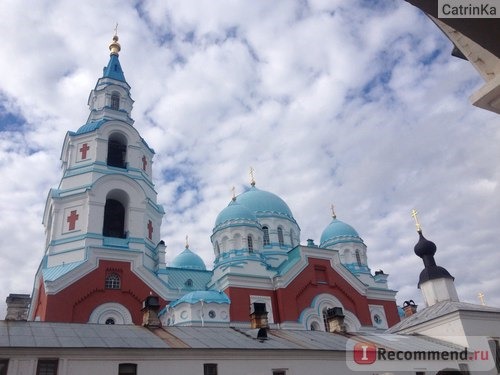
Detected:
[
  {"left": 402, "top": 300, "right": 418, "bottom": 317},
  {"left": 5, "top": 294, "right": 31, "bottom": 321},
  {"left": 325, "top": 307, "right": 346, "bottom": 333},
  {"left": 142, "top": 294, "right": 161, "bottom": 328},
  {"left": 250, "top": 302, "right": 269, "bottom": 329}
]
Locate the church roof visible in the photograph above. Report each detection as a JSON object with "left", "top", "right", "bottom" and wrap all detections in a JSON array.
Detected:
[
  {"left": 214, "top": 200, "right": 259, "bottom": 228},
  {"left": 235, "top": 186, "right": 295, "bottom": 221},
  {"left": 320, "top": 218, "right": 363, "bottom": 247},
  {"left": 102, "top": 53, "right": 126, "bottom": 82},
  {"left": 386, "top": 300, "right": 500, "bottom": 333},
  {"left": 73, "top": 119, "right": 108, "bottom": 135},
  {"left": 0, "top": 320, "right": 461, "bottom": 353},
  {"left": 170, "top": 247, "right": 206, "bottom": 271},
  {"left": 168, "top": 290, "right": 230, "bottom": 308}
]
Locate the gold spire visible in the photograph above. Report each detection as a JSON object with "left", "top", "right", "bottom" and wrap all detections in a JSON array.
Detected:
[
  {"left": 185, "top": 235, "right": 189, "bottom": 249},
  {"left": 478, "top": 292, "right": 486, "bottom": 306},
  {"left": 330, "top": 204, "right": 337, "bottom": 219},
  {"left": 109, "top": 24, "right": 121, "bottom": 56},
  {"left": 231, "top": 186, "right": 236, "bottom": 201},
  {"left": 249, "top": 166, "right": 256, "bottom": 186},
  {"left": 411, "top": 209, "right": 422, "bottom": 232}
]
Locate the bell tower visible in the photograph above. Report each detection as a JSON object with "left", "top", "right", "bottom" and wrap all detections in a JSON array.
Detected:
[{"left": 29, "top": 34, "right": 167, "bottom": 325}]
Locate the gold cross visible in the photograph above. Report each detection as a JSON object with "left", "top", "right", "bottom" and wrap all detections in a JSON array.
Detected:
[
  {"left": 114, "top": 23, "right": 119, "bottom": 36},
  {"left": 231, "top": 186, "right": 236, "bottom": 200},
  {"left": 185, "top": 235, "right": 189, "bottom": 249},
  {"left": 411, "top": 209, "right": 422, "bottom": 232},
  {"left": 249, "top": 166, "right": 256, "bottom": 186},
  {"left": 331, "top": 204, "right": 336, "bottom": 219},
  {"left": 478, "top": 292, "right": 486, "bottom": 306}
]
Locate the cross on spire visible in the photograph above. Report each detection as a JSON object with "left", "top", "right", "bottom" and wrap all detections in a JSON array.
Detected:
[
  {"left": 331, "top": 204, "right": 336, "bottom": 219},
  {"left": 411, "top": 209, "right": 422, "bottom": 232},
  {"left": 79, "top": 143, "right": 90, "bottom": 159},
  {"left": 231, "top": 186, "right": 236, "bottom": 201},
  {"left": 249, "top": 166, "right": 256, "bottom": 186},
  {"left": 147, "top": 220, "right": 153, "bottom": 240},
  {"left": 185, "top": 235, "right": 189, "bottom": 249},
  {"left": 478, "top": 292, "right": 486, "bottom": 306},
  {"left": 67, "top": 210, "right": 79, "bottom": 231}
]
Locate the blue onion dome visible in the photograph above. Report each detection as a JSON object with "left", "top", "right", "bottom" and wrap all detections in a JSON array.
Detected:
[
  {"left": 320, "top": 216, "right": 363, "bottom": 247},
  {"left": 214, "top": 199, "right": 259, "bottom": 228},
  {"left": 169, "top": 290, "right": 230, "bottom": 308},
  {"left": 170, "top": 246, "right": 206, "bottom": 271},
  {"left": 236, "top": 186, "right": 296, "bottom": 221}
]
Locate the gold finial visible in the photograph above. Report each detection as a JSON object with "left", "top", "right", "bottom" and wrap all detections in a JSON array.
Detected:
[
  {"left": 478, "top": 292, "right": 486, "bottom": 306},
  {"left": 109, "top": 24, "right": 121, "bottom": 56},
  {"left": 249, "top": 166, "right": 256, "bottom": 186},
  {"left": 231, "top": 186, "right": 236, "bottom": 201},
  {"left": 411, "top": 209, "right": 422, "bottom": 232},
  {"left": 185, "top": 235, "right": 189, "bottom": 249},
  {"left": 331, "top": 204, "right": 336, "bottom": 219}
]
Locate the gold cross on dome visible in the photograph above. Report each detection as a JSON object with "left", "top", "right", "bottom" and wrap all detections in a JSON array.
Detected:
[
  {"left": 231, "top": 186, "right": 236, "bottom": 200},
  {"left": 478, "top": 292, "right": 486, "bottom": 306},
  {"left": 411, "top": 209, "right": 422, "bottom": 232},
  {"left": 185, "top": 235, "right": 189, "bottom": 249},
  {"left": 249, "top": 166, "right": 256, "bottom": 186},
  {"left": 331, "top": 204, "right": 336, "bottom": 219},
  {"left": 114, "top": 23, "right": 119, "bottom": 36}
]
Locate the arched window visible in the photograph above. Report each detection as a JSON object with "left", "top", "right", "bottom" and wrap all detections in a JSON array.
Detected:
[
  {"left": 289, "top": 229, "right": 294, "bottom": 247},
  {"left": 277, "top": 227, "right": 284, "bottom": 247},
  {"left": 105, "top": 318, "right": 115, "bottom": 325},
  {"left": 111, "top": 92, "right": 120, "bottom": 110},
  {"left": 263, "top": 226, "right": 270, "bottom": 246},
  {"left": 247, "top": 235, "right": 253, "bottom": 253},
  {"left": 355, "top": 250, "right": 362, "bottom": 266},
  {"left": 185, "top": 279, "right": 193, "bottom": 287},
  {"left": 105, "top": 273, "right": 121, "bottom": 289},
  {"left": 107, "top": 133, "right": 127, "bottom": 168},
  {"left": 215, "top": 242, "right": 220, "bottom": 256},
  {"left": 103, "top": 199, "right": 125, "bottom": 238}
]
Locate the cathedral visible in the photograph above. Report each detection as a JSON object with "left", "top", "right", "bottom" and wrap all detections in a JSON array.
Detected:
[
  {"left": 2, "top": 32, "right": 500, "bottom": 375},
  {"left": 27, "top": 34, "right": 401, "bottom": 332}
]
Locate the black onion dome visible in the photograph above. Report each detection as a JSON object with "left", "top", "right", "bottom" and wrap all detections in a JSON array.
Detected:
[
  {"left": 413, "top": 230, "right": 454, "bottom": 287},
  {"left": 414, "top": 231, "right": 436, "bottom": 258}
]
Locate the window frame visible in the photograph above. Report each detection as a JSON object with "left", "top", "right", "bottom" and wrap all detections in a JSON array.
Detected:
[
  {"left": 277, "top": 227, "right": 284, "bottom": 247},
  {"left": 262, "top": 226, "right": 270, "bottom": 246},
  {"left": 105, "top": 272, "right": 121, "bottom": 289},
  {"left": 203, "top": 363, "right": 218, "bottom": 375},
  {"left": 118, "top": 363, "right": 137, "bottom": 375},
  {"left": 36, "top": 359, "right": 59, "bottom": 375}
]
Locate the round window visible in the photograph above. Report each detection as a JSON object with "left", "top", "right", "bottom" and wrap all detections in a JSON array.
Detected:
[
  {"left": 374, "top": 314, "right": 382, "bottom": 325},
  {"left": 208, "top": 310, "right": 216, "bottom": 319}
]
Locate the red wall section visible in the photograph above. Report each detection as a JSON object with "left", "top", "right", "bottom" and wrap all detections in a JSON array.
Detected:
[
  {"left": 225, "top": 258, "right": 398, "bottom": 327},
  {"left": 38, "top": 260, "right": 166, "bottom": 324}
]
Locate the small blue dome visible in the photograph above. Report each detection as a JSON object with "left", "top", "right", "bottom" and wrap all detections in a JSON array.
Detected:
[
  {"left": 214, "top": 200, "right": 258, "bottom": 227},
  {"left": 169, "top": 290, "right": 230, "bottom": 308},
  {"left": 170, "top": 247, "right": 206, "bottom": 270},
  {"left": 320, "top": 218, "right": 362, "bottom": 247},
  {"left": 236, "top": 186, "right": 294, "bottom": 220}
]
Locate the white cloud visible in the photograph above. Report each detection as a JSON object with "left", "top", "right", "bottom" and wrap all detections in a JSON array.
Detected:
[{"left": 0, "top": 0, "right": 498, "bottom": 320}]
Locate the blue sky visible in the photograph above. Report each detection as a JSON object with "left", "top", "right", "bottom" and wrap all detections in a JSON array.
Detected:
[{"left": 0, "top": 0, "right": 499, "bottom": 318}]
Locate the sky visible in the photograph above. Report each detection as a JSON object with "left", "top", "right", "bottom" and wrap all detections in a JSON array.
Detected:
[{"left": 0, "top": 0, "right": 498, "bottom": 319}]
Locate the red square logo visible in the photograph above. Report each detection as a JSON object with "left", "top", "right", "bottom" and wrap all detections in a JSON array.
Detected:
[{"left": 353, "top": 342, "right": 377, "bottom": 364}]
